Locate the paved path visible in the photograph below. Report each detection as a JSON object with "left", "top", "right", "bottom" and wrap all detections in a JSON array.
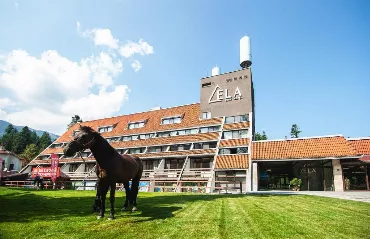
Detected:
[{"left": 248, "top": 191, "right": 370, "bottom": 203}]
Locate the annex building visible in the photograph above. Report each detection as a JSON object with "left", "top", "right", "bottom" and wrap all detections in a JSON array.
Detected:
[{"left": 20, "top": 36, "right": 370, "bottom": 193}]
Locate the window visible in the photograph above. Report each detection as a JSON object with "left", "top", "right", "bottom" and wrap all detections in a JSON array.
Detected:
[
  {"left": 202, "top": 112, "right": 211, "bottom": 119},
  {"left": 72, "top": 130, "right": 80, "bottom": 136},
  {"left": 224, "top": 114, "right": 249, "bottom": 124},
  {"left": 98, "top": 125, "right": 114, "bottom": 133},
  {"left": 200, "top": 126, "right": 220, "bottom": 133},
  {"left": 170, "top": 144, "right": 191, "bottom": 151},
  {"left": 117, "top": 149, "right": 126, "bottom": 154},
  {"left": 202, "top": 82, "right": 211, "bottom": 88},
  {"left": 222, "top": 130, "right": 248, "bottom": 139},
  {"left": 157, "top": 131, "right": 171, "bottom": 137},
  {"left": 128, "top": 148, "right": 145, "bottom": 154},
  {"left": 128, "top": 121, "right": 145, "bottom": 129},
  {"left": 193, "top": 142, "right": 217, "bottom": 149},
  {"left": 219, "top": 147, "right": 248, "bottom": 155},
  {"left": 162, "top": 116, "right": 182, "bottom": 125},
  {"left": 148, "top": 146, "right": 168, "bottom": 153},
  {"left": 9, "top": 163, "right": 14, "bottom": 171},
  {"left": 139, "top": 133, "right": 155, "bottom": 140}
]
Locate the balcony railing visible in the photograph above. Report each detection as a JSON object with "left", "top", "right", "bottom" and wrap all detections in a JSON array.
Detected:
[{"left": 181, "top": 168, "right": 212, "bottom": 179}]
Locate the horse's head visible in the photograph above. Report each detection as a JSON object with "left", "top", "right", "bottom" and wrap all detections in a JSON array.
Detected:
[{"left": 63, "top": 125, "right": 98, "bottom": 157}]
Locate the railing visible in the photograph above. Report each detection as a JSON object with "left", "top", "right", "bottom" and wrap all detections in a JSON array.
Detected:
[
  {"left": 142, "top": 170, "right": 155, "bottom": 178},
  {"left": 181, "top": 168, "right": 212, "bottom": 179},
  {"left": 1, "top": 180, "right": 243, "bottom": 193},
  {"left": 154, "top": 169, "right": 182, "bottom": 178},
  {"left": 64, "top": 172, "right": 97, "bottom": 179}
]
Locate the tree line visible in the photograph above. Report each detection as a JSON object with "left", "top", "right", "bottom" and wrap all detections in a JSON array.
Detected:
[
  {"left": 0, "top": 125, "right": 53, "bottom": 164},
  {"left": 254, "top": 124, "right": 302, "bottom": 141}
]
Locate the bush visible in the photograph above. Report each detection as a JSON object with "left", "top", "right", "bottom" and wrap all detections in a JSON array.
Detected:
[{"left": 290, "top": 178, "right": 302, "bottom": 191}]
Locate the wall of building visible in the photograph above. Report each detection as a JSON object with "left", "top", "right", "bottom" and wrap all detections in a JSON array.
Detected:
[
  {"left": 200, "top": 68, "right": 253, "bottom": 118},
  {"left": 0, "top": 154, "right": 23, "bottom": 172}
]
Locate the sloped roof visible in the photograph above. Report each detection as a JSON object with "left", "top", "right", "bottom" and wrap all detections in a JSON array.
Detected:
[
  {"left": 54, "top": 103, "right": 222, "bottom": 144},
  {"left": 252, "top": 135, "right": 357, "bottom": 161},
  {"left": 216, "top": 155, "right": 249, "bottom": 169},
  {"left": 346, "top": 137, "right": 370, "bottom": 155}
]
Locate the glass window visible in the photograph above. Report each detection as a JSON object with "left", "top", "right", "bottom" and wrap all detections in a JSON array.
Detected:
[
  {"left": 200, "top": 127, "right": 208, "bottom": 133},
  {"left": 240, "top": 115, "right": 248, "bottom": 122},
  {"left": 162, "top": 119, "right": 170, "bottom": 125},
  {"left": 219, "top": 148, "right": 231, "bottom": 154},
  {"left": 232, "top": 131, "right": 239, "bottom": 138},
  {"left": 223, "top": 131, "right": 232, "bottom": 139},
  {"left": 202, "top": 112, "right": 211, "bottom": 119},
  {"left": 193, "top": 143, "right": 202, "bottom": 149},
  {"left": 178, "top": 130, "right": 185, "bottom": 135},
  {"left": 174, "top": 117, "right": 181, "bottom": 123},
  {"left": 237, "top": 147, "right": 248, "bottom": 154},
  {"left": 191, "top": 129, "right": 198, "bottom": 134},
  {"left": 239, "top": 130, "right": 248, "bottom": 138},
  {"left": 170, "top": 131, "right": 178, "bottom": 136},
  {"left": 132, "top": 135, "right": 139, "bottom": 140},
  {"left": 225, "top": 116, "right": 234, "bottom": 124}
]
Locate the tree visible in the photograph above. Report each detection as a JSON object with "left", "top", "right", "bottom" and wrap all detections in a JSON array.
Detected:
[
  {"left": 12, "top": 126, "right": 32, "bottom": 154},
  {"left": 21, "top": 144, "right": 39, "bottom": 165},
  {"left": 0, "top": 125, "right": 18, "bottom": 151},
  {"left": 254, "top": 131, "right": 268, "bottom": 141},
  {"left": 290, "top": 124, "right": 302, "bottom": 138},
  {"left": 39, "top": 132, "right": 52, "bottom": 151},
  {"left": 67, "top": 115, "right": 83, "bottom": 129}
]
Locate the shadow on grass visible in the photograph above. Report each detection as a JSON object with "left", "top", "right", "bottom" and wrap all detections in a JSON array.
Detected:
[{"left": 0, "top": 188, "right": 301, "bottom": 223}]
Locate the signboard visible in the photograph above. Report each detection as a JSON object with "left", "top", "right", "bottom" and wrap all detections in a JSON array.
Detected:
[
  {"left": 50, "top": 154, "right": 60, "bottom": 182},
  {"left": 32, "top": 167, "right": 60, "bottom": 178},
  {"left": 208, "top": 85, "right": 242, "bottom": 104},
  {"left": 0, "top": 157, "right": 3, "bottom": 179}
]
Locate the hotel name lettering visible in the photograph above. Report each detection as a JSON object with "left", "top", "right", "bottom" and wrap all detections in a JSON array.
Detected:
[{"left": 208, "top": 85, "right": 242, "bottom": 104}]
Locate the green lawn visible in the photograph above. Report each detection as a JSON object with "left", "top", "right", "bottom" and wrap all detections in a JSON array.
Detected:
[{"left": 0, "top": 188, "right": 369, "bottom": 239}]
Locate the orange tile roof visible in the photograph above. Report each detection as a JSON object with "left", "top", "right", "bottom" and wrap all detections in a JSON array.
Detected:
[
  {"left": 223, "top": 121, "right": 250, "bottom": 130},
  {"left": 215, "top": 155, "right": 249, "bottom": 169},
  {"left": 252, "top": 135, "right": 357, "bottom": 160},
  {"left": 55, "top": 103, "right": 222, "bottom": 143},
  {"left": 30, "top": 149, "right": 216, "bottom": 165},
  {"left": 347, "top": 138, "right": 370, "bottom": 155},
  {"left": 40, "top": 132, "right": 219, "bottom": 155},
  {"left": 219, "top": 138, "right": 250, "bottom": 148}
]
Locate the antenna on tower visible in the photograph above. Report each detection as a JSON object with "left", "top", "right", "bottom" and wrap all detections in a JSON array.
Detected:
[{"left": 240, "top": 36, "right": 252, "bottom": 68}]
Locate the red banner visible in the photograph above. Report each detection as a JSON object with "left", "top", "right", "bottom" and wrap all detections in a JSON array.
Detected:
[
  {"left": 0, "top": 157, "right": 3, "bottom": 178},
  {"left": 31, "top": 167, "right": 60, "bottom": 178},
  {"left": 50, "top": 154, "right": 60, "bottom": 182}
]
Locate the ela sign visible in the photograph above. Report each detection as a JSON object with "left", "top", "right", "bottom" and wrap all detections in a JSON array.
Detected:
[{"left": 208, "top": 85, "right": 242, "bottom": 104}]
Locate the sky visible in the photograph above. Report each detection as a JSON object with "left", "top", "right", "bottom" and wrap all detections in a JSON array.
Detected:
[{"left": 0, "top": 0, "right": 369, "bottom": 139}]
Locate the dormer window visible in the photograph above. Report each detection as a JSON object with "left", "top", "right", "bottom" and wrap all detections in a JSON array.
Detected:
[
  {"left": 98, "top": 125, "right": 114, "bottom": 133},
  {"left": 161, "top": 115, "right": 182, "bottom": 125},
  {"left": 128, "top": 120, "right": 146, "bottom": 129}
]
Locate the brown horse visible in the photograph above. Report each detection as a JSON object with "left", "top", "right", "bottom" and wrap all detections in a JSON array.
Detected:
[{"left": 63, "top": 125, "right": 143, "bottom": 220}]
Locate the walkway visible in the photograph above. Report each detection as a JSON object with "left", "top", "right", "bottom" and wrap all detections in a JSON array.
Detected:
[{"left": 248, "top": 191, "right": 370, "bottom": 203}]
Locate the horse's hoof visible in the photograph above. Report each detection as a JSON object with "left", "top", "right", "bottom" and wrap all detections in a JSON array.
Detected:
[
  {"left": 108, "top": 216, "right": 115, "bottom": 220},
  {"left": 97, "top": 216, "right": 103, "bottom": 219},
  {"left": 132, "top": 206, "right": 137, "bottom": 212}
]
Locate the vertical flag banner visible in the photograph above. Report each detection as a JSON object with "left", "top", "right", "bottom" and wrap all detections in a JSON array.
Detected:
[
  {"left": 50, "top": 154, "right": 60, "bottom": 182},
  {"left": 0, "top": 157, "right": 3, "bottom": 179}
]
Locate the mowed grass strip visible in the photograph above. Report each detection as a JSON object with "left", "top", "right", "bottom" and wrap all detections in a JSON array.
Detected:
[{"left": 0, "top": 188, "right": 369, "bottom": 239}]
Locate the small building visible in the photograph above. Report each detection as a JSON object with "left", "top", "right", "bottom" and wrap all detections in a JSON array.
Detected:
[{"left": 0, "top": 145, "right": 24, "bottom": 174}]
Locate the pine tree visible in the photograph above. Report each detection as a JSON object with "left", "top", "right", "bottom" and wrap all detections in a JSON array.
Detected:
[
  {"left": 67, "top": 115, "right": 83, "bottom": 129},
  {"left": 12, "top": 126, "right": 32, "bottom": 154},
  {"left": 290, "top": 124, "right": 302, "bottom": 138},
  {"left": 0, "top": 125, "right": 18, "bottom": 151},
  {"left": 39, "top": 132, "right": 52, "bottom": 151},
  {"left": 21, "top": 144, "right": 39, "bottom": 164},
  {"left": 254, "top": 131, "right": 268, "bottom": 141}
]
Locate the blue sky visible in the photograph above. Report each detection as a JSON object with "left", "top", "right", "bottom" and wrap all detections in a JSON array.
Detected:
[{"left": 0, "top": 0, "right": 369, "bottom": 138}]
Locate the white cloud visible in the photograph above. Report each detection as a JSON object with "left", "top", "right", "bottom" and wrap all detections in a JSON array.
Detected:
[
  {"left": 119, "top": 39, "right": 154, "bottom": 58},
  {"left": 131, "top": 60, "right": 142, "bottom": 72},
  {"left": 0, "top": 49, "right": 127, "bottom": 135},
  {"left": 14, "top": 2, "right": 19, "bottom": 10},
  {"left": 0, "top": 98, "right": 14, "bottom": 108},
  {"left": 77, "top": 22, "right": 119, "bottom": 49},
  {"left": 0, "top": 22, "right": 154, "bottom": 135}
]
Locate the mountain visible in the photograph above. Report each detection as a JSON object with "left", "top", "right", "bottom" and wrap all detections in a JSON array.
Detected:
[{"left": 0, "top": 120, "right": 59, "bottom": 141}]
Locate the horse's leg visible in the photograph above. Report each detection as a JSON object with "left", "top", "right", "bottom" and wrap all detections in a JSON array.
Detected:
[
  {"left": 131, "top": 179, "right": 140, "bottom": 212},
  {"left": 121, "top": 181, "right": 131, "bottom": 211},
  {"left": 97, "top": 181, "right": 109, "bottom": 219},
  {"left": 92, "top": 180, "right": 101, "bottom": 213},
  {"left": 108, "top": 182, "right": 116, "bottom": 220}
]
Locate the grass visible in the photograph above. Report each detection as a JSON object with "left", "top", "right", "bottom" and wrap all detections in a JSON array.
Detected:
[{"left": 0, "top": 188, "right": 369, "bottom": 239}]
